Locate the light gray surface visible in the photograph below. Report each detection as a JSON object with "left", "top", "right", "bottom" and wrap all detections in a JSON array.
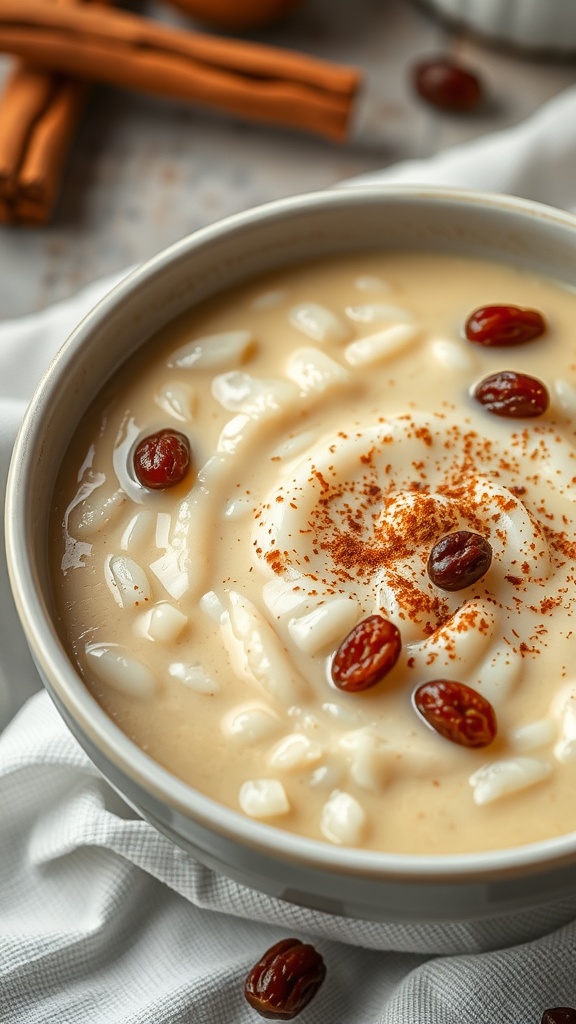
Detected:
[{"left": 0, "top": 0, "right": 574, "bottom": 319}]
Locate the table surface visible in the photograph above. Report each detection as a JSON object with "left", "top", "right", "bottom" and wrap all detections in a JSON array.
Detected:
[{"left": 1, "top": 0, "right": 575, "bottom": 320}]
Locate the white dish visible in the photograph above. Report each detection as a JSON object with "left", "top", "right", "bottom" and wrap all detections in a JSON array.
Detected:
[
  {"left": 421, "top": 0, "right": 576, "bottom": 53},
  {"left": 6, "top": 185, "right": 576, "bottom": 939}
]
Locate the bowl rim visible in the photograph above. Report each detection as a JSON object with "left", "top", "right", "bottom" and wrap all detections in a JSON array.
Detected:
[{"left": 8, "top": 182, "right": 576, "bottom": 883}]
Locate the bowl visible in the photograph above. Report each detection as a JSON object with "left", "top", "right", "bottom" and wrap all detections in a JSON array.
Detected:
[
  {"left": 418, "top": 0, "right": 576, "bottom": 54},
  {"left": 7, "top": 185, "right": 576, "bottom": 941}
]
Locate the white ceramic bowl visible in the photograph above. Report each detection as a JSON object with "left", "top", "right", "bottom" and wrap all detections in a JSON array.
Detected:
[
  {"left": 7, "top": 186, "right": 576, "bottom": 940},
  {"left": 419, "top": 0, "right": 576, "bottom": 53}
]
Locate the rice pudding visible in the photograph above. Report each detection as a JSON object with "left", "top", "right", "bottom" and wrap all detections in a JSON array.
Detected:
[{"left": 50, "top": 251, "right": 576, "bottom": 855}]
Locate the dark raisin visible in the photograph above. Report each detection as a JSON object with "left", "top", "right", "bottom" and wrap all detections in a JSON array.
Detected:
[
  {"left": 465, "top": 304, "right": 545, "bottom": 347},
  {"left": 427, "top": 531, "right": 492, "bottom": 591},
  {"left": 331, "top": 615, "right": 401, "bottom": 692},
  {"left": 414, "top": 679, "right": 497, "bottom": 747},
  {"left": 133, "top": 429, "right": 191, "bottom": 489},
  {"left": 473, "top": 371, "right": 549, "bottom": 418},
  {"left": 244, "top": 938, "right": 326, "bottom": 1020},
  {"left": 413, "top": 58, "right": 483, "bottom": 112}
]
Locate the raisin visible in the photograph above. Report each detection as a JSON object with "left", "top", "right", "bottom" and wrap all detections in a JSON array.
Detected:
[
  {"left": 473, "top": 370, "right": 549, "bottom": 418},
  {"left": 541, "top": 1012, "right": 576, "bottom": 1024},
  {"left": 331, "top": 615, "right": 401, "bottom": 692},
  {"left": 427, "top": 531, "right": 492, "bottom": 592},
  {"left": 133, "top": 429, "right": 191, "bottom": 489},
  {"left": 244, "top": 938, "right": 326, "bottom": 1020},
  {"left": 413, "top": 58, "right": 482, "bottom": 112},
  {"left": 413, "top": 679, "right": 497, "bottom": 748},
  {"left": 465, "top": 304, "right": 546, "bottom": 347}
]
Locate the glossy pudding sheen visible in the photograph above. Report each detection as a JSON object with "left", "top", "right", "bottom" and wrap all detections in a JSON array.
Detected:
[{"left": 50, "top": 251, "right": 576, "bottom": 855}]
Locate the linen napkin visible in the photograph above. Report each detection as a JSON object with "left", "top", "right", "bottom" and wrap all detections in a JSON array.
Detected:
[{"left": 4, "top": 85, "right": 576, "bottom": 1024}]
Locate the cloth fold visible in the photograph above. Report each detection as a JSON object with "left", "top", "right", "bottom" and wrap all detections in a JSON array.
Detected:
[
  {"left": 344, "top": 83, "right": 576, "bottom": 211},
  {"left": 3, "top": 85, "right": 576, "bottom": 1023}
]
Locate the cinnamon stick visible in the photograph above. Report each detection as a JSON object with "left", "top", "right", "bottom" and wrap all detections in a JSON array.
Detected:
[
  {"left": 0, "top": 0, "right": 111, "bottom": 225},
  {"left": 0, "top": 1, "right": 362, "bottom": 142},
  {"left": 0, "top": 64, "right": 86, "bottom": 224}
]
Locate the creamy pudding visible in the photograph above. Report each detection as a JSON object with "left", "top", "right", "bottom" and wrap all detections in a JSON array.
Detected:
[{"left": 50, "top": 251, "right": 576, "bottom": 855}]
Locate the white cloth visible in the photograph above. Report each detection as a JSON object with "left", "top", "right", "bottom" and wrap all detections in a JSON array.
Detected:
[{"left": 4, "top": 85, "right": 576, "bottom": 1023}]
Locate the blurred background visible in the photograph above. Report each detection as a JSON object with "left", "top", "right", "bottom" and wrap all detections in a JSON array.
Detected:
[{"left": 0, "top": 0, "right": 574, "bottom": 319}]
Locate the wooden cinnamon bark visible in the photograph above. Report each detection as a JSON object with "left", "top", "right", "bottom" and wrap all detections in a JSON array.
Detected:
[
  {"left": 0, "top": 0, "right": 111, "bottom": 226},
  {"left": 0, "top": 65, "right": 86, "bottom": 224},
  {"left": 0, "top": 1, "right": 362, "bottom": 143}
]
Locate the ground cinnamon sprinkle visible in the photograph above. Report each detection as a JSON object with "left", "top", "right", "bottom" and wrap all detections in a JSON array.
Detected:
[
  {"left": 264, "top": 550, "right": 283, "bottom": 573},
  {"left": 544, "top": 525, "right": 576, "bottom": 562},
  {"left": 257, "top": 413, "right": 576, "bottom": 653},
  {"left": 385, "top": 571, "right": 451, "bottom": 636},
  {"left": 313, "top": 469, "right": 330, "bottom": 492},
  {"left": 426, "top": 603, "right": 492, "bottom": 654}
]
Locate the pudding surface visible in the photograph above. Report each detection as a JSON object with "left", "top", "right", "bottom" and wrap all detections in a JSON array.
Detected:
[{"left": 51, "top": 251, "right": 576, "bottom": 854}]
